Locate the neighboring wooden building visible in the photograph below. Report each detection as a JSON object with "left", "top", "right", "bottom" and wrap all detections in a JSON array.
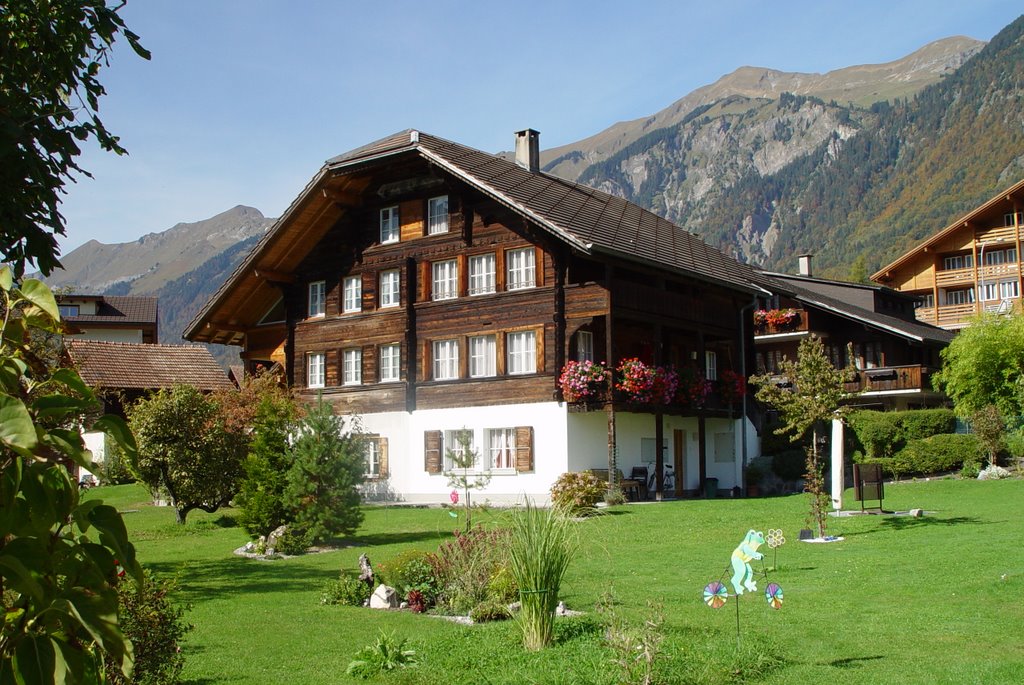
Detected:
[
  {"left": 757, "top": 258, "right": 952, "bottom": 411},
  {"left": 871, "top": 178, "right": 1024, "bottom": 329},
  {"left": 186, "top": 129, "right": 770, "bottom": 502},
  {"left": 58, "top": 294, "right": 159, "bottom": 343}
]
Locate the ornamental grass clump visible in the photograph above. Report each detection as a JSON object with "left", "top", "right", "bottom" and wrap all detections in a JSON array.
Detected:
[{"left": 507, "top": 500, "right": 579, "bottom": 651}]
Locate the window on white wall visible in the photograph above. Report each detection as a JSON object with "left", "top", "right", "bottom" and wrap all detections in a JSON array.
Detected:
[
  {"left": 443, "top": 429, "right": 478, "bottom": 470},
  {"left": 713, "top": 432, "right": 735, "bottom": 463},
  {"left": 487, "top": 428, "right": 516, "bottom": 470}
]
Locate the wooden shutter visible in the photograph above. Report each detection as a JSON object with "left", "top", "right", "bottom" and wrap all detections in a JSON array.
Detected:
[
  {"left": 379, "top": 437, "right": 389, "bottom": 478},
  {"left": 424, "top": 430, "right": 442, "bottom": 474},
  {"left": 515, "top": 426, "right": 534, "bottom": 473}
]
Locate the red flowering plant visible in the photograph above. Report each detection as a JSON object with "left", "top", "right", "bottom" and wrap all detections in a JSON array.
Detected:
[
  {"left": 753, "top": 309, "right": 769, "bottom": 327},
  {"left": 677, "top": 366, "right": 712, "bottom": 407},
  {"left": 719, "top": 369, "right": 746, "bottom": 405},
  {"left": 615, "top": 358, "right": 678, "bottom": 405},
  {"left": 558, "top": 360, "right": 609, "bottom": 402},
  {"left": 763, "top": 308, "right": 799, "bottom": 328}
]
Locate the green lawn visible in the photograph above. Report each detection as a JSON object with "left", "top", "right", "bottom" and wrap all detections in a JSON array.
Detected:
[{"left": 91, "top": 480, "right": 1024, "bottom": 684}]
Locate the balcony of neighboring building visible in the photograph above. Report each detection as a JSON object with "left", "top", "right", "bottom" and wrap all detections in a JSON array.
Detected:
[
  {"left": 753, "top": 307, "right": 810, "bottom": 339},
  {"left": 842, "top": 364, "right": 937, "bottom": 396}
]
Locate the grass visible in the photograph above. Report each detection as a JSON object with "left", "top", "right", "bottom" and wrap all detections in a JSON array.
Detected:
[{"left": 88, "top": 479, "right": 1024, "bottom": 684}]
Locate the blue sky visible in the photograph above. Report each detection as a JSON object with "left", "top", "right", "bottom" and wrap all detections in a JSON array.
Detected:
[{"left": 59, "top": 0, "right": 1022, "bottom": 253}]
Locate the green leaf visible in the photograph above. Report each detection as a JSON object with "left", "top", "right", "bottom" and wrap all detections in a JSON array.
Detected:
[
  {"left": 0, "top": 265, "right": 12, "bottom": 291},
  {"left": 17, "top": 279, "right": 60, "bottom": 322},
  {"left": 41, "top": 428, "right": 91, "bottom": 469},
  {"left": 12, "top": 634, "right": 58, "bottom": 685},
  {"left": 92, "top": 414, "right": 137, "bottom": 464},
  {"left": 0, "top": 393, "right": 39, "bottom": 456},
  {"left": 0, "top": 553, "right": 46, "bottom": 604},
  {"left": 71, "top": 499, "right": 103, "bottom": 533},
  {"left": 31, "top": 394, "right": 94, "bottom": 421},
  {"left": 87, "top": 505, "right": 141, "bottom": 583},
  {"left": 52, "top": 592, "right": 132, "bottom": 671},
  {"left": 48, "top": 368, "right": 94, "bottom": 401}
]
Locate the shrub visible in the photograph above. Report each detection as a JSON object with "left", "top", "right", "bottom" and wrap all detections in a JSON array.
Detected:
[
  {"left": 101, "top": 437, "right": 136, "bottom": 485},
  {"left": 378, "top": 549, "right": 438, "bottom": 606},
  {"left": 507, "top": 500, "right": 578, "bottom": 651},
  {"left": 886, "top": 433, "right": 984, "bottom": 477},
  {"left": 103, "top": 571, "right": 191, "bottom": 685},
  {"left": 960, "top": 461, "right": 982, "bottom": 479},
  {"left": 429, "top": 527, "right": 511, "bottom": 614},
  {"left": 486, "top": 565, "right": 519, "bottom": 604},
  {"left": 900, "top": 408, "right": 956, "bottom": 440},
  {"left": 321, "top": 574, "right": 372, "bottom": 606},
  {"left": 550, "top": 471, "right": 605, "bottom": 513},
  {"left": 406, "top": 590, "right": 426, "bottom": 613},
  {"left": 604, "top": 486, "right": 627, "bottom": 506},
  {"left": 275, "top": 526, "right": 313, "bottom": 555},
  {"left": 847, "top": 408, "right": 957, "bottom": 460},
  {"left": 469, "top": 599, "right": 512, "bottom": 623}
]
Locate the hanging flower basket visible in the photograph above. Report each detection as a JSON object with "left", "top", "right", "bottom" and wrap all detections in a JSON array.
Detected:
[
  {"left": 614, "top": 359, "right": 678, "bottom": 405},
  {"left": 677, "top": 367, "right": 712, "bottom": 407},
  {"left": 719, "top": 369, "right": 747, "bottom": 405},
  {"left": 763, "top": 308, "right": 800, "bottom": 329},
  {"left": 558, "top": 360, "right": 609, "bottom": 403}
]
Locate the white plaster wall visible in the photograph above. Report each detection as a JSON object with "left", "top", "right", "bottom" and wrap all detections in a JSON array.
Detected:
[
  {"left": 72, "top": 328, "right": 144, "bottom": 343},
  {"left": 81, "top": 431, "right": 106, "bottom": 483},
  {"left": 565, "top": 410, "right": 609, "bottom": 472},
  {"left": 357, "top": 402, "right": 568, "bottom": 505}
]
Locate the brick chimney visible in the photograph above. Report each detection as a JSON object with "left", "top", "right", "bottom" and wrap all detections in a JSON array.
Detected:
[
  {"left": 798, "top": 254, "right": 813, "bottom": 278},
  {"left": 514, "top": 129, "right": 540, "bottom": 173}
]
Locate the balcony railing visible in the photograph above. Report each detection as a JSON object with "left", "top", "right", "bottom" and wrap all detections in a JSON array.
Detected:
[
  {"left": 843, "top": 365, "right": 934, "bottom": 394},
  {"left": 753, "top": 309, "right": 809, "bottom": 336},
  {"left": 915, "top": 303, "right": 976, "bottom": 327}
]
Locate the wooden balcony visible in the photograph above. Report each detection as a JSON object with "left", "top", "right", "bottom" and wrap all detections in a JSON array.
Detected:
[
  {"left": 915, "top": 303, "right": 976, "bottom": 327},
  {"left": 934, "top": 267, "right": 973, "bottom": 287},
  {"left": 753, "top": 309, "right": 809, "bottom": 337},
  {"left": 843, "top": 365, "right": 934, "bottom": 394}
]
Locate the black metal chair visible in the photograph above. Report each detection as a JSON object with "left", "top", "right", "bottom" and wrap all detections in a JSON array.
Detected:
[{"left": 630, "top": 466, "right": 649, "bottom": 500}]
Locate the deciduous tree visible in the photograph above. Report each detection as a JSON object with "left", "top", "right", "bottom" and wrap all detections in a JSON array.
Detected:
[{"left": 128, "top": 385, "right": 247, "bottom": 525}]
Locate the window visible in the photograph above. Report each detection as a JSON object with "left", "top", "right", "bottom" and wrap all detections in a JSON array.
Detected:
[
  {"left": 1004, "top": 212, "right": 1024, "bottom": 227},
  {"left": 507, "top": 331, "right": 536, "bottom": 375},
  {"left": 506, "top": 247, "right": 536, "bottom": 290},
  {"left": 1001, "top": 280, "right": 1020, "bottom": 299},
  {"left": 942, "top": 254, "right": 972, "bottom": 271},
  {"left": 343, "top": 348, "right": 362, "bottom": 385},
  {"left": 308, "top": 281, "right": 325, "bottom": 317},
  {"left": 343, "top": 276, "right": 361, "bottom": 313},
  {"left": 379, "top": 344, "right": 400, "bottom": 383},
  {"left": 469, "top": 253, "right": 496, "bottom": 295},
  {"left": 380, "top": 206, "right": 399, "bottom": 243},
  {"left": 432, "top": 260, "right": 458, "bottom": 301},
  {"left": 945, "top": 288, "right": 974, "bottom": 306},
  {"left": 705, "top": 350, "right": 718, "bottom": 381},
  {"left": 918, "top": 292, "right": 935, "bottom": 309},
  {"left": 981, "top": 281, "right": 1000, "bottom": 302},
  {"left": 433, "top": 339, "right": 459, "bottom": 380},
  {"left": 487, "top": 428, "right": 516, "bottom": 470},
  {"left": 307, "top": 352, "right": 325, "bottom": 388},
  {"left": 575, "top": 331, "right": 594, "bottom": 362},
  {"left": 58, "top": 304, "right": 80, "bottom": 318},
  {"left": 365, "top": 439, "right": 381, "bottom": 477},
  {"left": 982, "top": 247, "right": 1017, "bottom": 265},
  {"left": 469, "top": 335, "right": 496, "bottom": 378},
  {"left": 443, "top": 429, "right": 478, "bottom": 471},
  {"left": 427, "top": 195, "right": 449, "bottom": 235},
  {"left": 987, "top": 279, "right": 1021, "bottom": 301},
  {"left": 379, "top": 269, "right": 400, "bottom": 308}
]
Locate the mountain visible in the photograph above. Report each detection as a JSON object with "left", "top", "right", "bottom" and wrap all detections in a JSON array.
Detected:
[
  {"left": 541, "top": 36, "right": 984, "bottom": 182},
  {"left": 46, "top": 205, "right": 273, "bottom": 349}
]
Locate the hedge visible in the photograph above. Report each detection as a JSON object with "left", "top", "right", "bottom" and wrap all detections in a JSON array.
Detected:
[
  {"left": 846, "top": 408, "right": 956, "bottom": 460},
  {"left": 855, "top": 433, "right": 983, "bottom": 479}
]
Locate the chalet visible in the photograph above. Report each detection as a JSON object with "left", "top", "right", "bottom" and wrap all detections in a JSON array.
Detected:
[
  {"left": 871, "top": 178, "right": 1024, "bottom": 329},
  {"left": 58, "top": 294, "right": 159, "bottom": 343},
  {"left": 756, "top": 257, "right": 952, "bottom": 411},
  {"left": 185, "top": 129, "right": 770, "bottom": 503}
]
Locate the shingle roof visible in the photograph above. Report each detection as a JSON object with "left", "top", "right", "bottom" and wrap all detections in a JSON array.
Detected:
[
  {"left": 327, "top": 130, "right": 763, "bottom": 293},
  {"left": 67, "top": 340, "right": 233, "bottom": 391},
  {"left": 61, "top": 296, "right": 158, "bottom": 325},
  {"left": 758, "top": 272, "right": 954, "bottom": 344}
]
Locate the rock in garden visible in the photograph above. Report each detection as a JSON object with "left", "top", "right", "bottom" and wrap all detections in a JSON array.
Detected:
[
  {"left": 369, "top": 584, "right": 399, "bottom": 609},
  {"left": 266, "top": 525, "right": 288, "bottom": 555},
  {"left": 909, "top": 508, "right": 924, "bottom": 518},
  {"left": 358, "top": 553, "right": 374, "bottom": 584}
]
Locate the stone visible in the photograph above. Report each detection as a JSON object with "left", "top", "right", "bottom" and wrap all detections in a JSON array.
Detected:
[
  {"left": 909, "top": 508, "right": 924, "bottom": 518},
  {"left": 556, "top": 601, "right": 568, "bottom": 616},
  {"left": 265, "top": 525, "right": 288, "bottom": 555},
  {"left": 358, "top": 553, "right": 374, "bottom": 585},
  {"left": 369, "top": 584, "right": 399, "bottom": 609}
]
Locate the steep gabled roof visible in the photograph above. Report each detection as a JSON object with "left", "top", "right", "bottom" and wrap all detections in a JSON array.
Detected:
[
  {"left": 759, "top": 272, "right": 954, "bottom": 344},
  {"left": 186, "top": 129, "right": 764, "bottom": 343},
  {"left": 872, "top": 177, "right": 1024, "bottom": 282},
  {"left": 67, "top": 340, "right": 232, "bottom": 391}
]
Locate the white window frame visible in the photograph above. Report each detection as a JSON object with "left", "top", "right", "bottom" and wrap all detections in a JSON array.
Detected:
[
  {"left": 1000, "top": 279, "right": 1020, "bottom": 299},
  {"left": 58, "top": 304, "right": 80, "bottom": 318},
  {"left": 380, "top": 206, "right": 399, "bottom": 244},
  {"left": 507, "top": 331, "right": 536, "bottom": 375},
  {"left": 306, "top": 352, "right": 325, "bottom": 389},
  {"left": 983, "top": 247, "right": 1018, "bottom": 266},
  {"left": 433, "top": 339, "right": 459, "bottom": 380},
  {"left": 506, "top": 247, "right": 536, "bottom": 290},
  {"left": 469, "top": 253, "right": 496, "bottom": 295},
  {"left": 468, "top": 335, "right": 497, "bottom": 378},
  {"left": 705, "top": 350, "right": 717, "bottom": 381},
  {"left": 365, "top": 438, "right": 381, "bottom": 477},
  {"left": 308, "top": 281, "right": 326, "bottom": 318},
  {"left": 981, "top": 281, "right": 1000, "bottom": 302},
  {"left": 379, "top": 269, "right": 400, "bottom": 308},
  {"left": 342, "top": 348, "right": 362, "bottom": 386},
  {"left": 944, "top": 288, "right": 975, "bottom": 306},
  {"left": 432, "top": 260, "right": 458, "bottom": 301},
  {"left": 486, "top": 428, "right": 516, "bottom": 471},
  {"left": 379, "top": 344, "right": 400, "bottom": 383},
  {"left": 575, "top": 331, "right": 594, "bottom": 362},
  {"left": 443, "top": 428, "right": 480, "bottom": 471},
  {"left": 343, "top": 276, "right": 361, "bottom": 313},
  {"left": 427, "top": 195, "right": 449, "bottom": 235},
  {"left": 942, "top": 254, "right": 972, "bottom": 271}
]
